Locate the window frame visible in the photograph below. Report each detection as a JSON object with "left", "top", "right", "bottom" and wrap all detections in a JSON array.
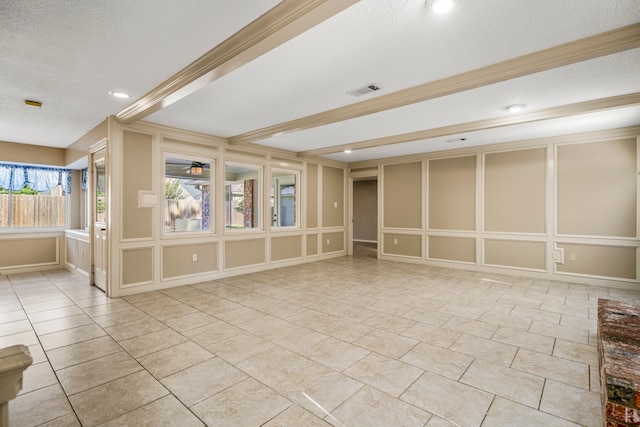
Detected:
[
  {"left": 270, "top": 168, "right": 300, "bottom": 230},
  {"left": 224, "top": 161, "right": 263, "bottom": 233},
  {"left": 162, "top": 153, "right": 215, "bottom": 238}
]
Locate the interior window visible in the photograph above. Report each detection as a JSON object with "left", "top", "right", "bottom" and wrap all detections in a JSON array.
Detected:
[
  {"left": 164, "top": 156, "right": 212, "bottom": 233},
  {"left": 271, "top": 169, "right": 299, "bottom": 228},
  {"left": 225, "top": 162, "right": 261, "bottom": 230}
]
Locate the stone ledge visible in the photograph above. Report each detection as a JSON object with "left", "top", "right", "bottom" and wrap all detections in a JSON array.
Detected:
[{"left": 598, "top": 299, "right": 640, "bottom": 427}]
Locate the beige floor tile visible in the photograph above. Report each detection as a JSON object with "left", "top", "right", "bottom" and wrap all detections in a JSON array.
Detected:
[
  {"left": 191, "top": 378, "right": 292, "bottom": 427},
  {"left": 491, "top": 326, "right": 555, "bottom": 354},
  {"left": 529, "top": 319, "right": 589, "bottom": 344},
  {"left": 460, "top": 359, "right": 544, "bottom": 408},
  {"left": 92, "top": 307, "right": 151, "bottom": 328},
  {"left": 32, "top": 313, "right": 95, "bottom": 335},
  {"left": 362, "top": 312, "right": 416, "bottom": 334},
  {"left": 483, "top": 396, "right": 582, "bottom": 427},
  {"left": 343, "top": 353, "right": 423, "bottom": 397},
  {"left": 540, "top": 380, "right": 603, "bottom": 427},
  {"left": 401, "top": 322, "right": 462, "bottom": 348},
  {"left": 119, "top": 327, "right": 188, "bottom": 358},
  {"left": 144, "top": 301, "right": 200, "bottom": 321},
  {"left": 28, "top": 343, "right": 48, "bottom": 364},
  {"left": 401, "top": 342, "right": 473, "bottom": 380},
  {"left": 163, "top": 311, "right": 217, "bottom": 332},
  {"left": 268, "top": 325, "right": 329, "bottom": 353},
  {"left": 206, "top": 331, "right": 276, "bottom": 364},
  {"left": 238, "top": 314, "right": 293, "bottom": 335},
  {"left": 137, "top": 341, "right": 213, "bottom": 379},
  {"left": 57, "top": 351, "right": 142, "bottom": 395},
  {"left": 442, "top": 316, "right": 498, "bottom": 339},
  {"left": 560, "top": 314, "right": 597, "bottom": 332},
  {"left": 478, "top": 311, "right": 532, "bottom": 331},
  {"left": 286, "top": 309, "right": 339, "bottom": 329},
  {"left": 104, "top": 317, "right": 165, "bottom": 342},
  {"left": 425, "top": 416, "right": 458, "bottom": 426},
  {"left": 23, "top": 299, "right": 76, "bottom": 314},
  {"left": 237, "top": 346, "right": 318, "bottom": 387},
  {"left": 315, "top": 319, "right": 374, "bottom": 343},
  {"left": 498, "top": 295, "right": 543, "bottom": 309},
  {"left": 46, "top": 335, "right": 121, "bottom": 370},
  {"left": 0, "top": 319, "right": 32, "bottom": 336},
  {"left": 401, "top": 371, "right": 494, "bottom": 427},
  {"left": 438, "top": 302, "right": 485, "bottom": 320},
  {"left": 263, "top": 405, "right": 330, "bottom": 426},
  {"left": 299, "top": 337, "right": 370, "bottom": 371},
  {"left": 330, "top": 386, "right": 431, "bottom": 427},
  {"left": 450, "top": 333, "right": 518, "bottom": 366},
  {"left": 327, "top": 303, "right": 377, "bottom": 323},
  {"left": 213, "top": 306, "right": 268, "bottom": 325},
  {"left": 69, "top": 370, "right": 168, "bottom": 427},
  {"left": 401, "top": 306, "right": 451, "bottom": 326},
  {"left": 0, "top": 309, "right": 27, "bottom": 324},
  {"left": 355, "top": 329, "right": 418, "bottom": 359},
  {"left": 21, "top": 361, "right": 58, "bottom": 394},
  {"left": 39, "top": 413, "right": 81, "bottom": 426},
  {"left": 39, "top": 324, "right": 107, "bottom": 350},
  {"left": 99, "top": 395, "right": 204, "bottom": 427},
  {"left": 512, "top": 348, "right": 590, "bottom": 390},
  {"left": 181, "top": 320, "right": 244, "bottom": 347},
  {"left": 10, "top": 384, "right": 74, "bottom": 427},
  {"left": 590, "top": 364, "right": 601, "bottom": 392},
  {"left": 161, "top": 357, "right": 247, "bottom": 406},
  {"left": 82, "top": 299, "right": 133, "bottom": 317},
  {"left": 510, "top": 305, "right": 561, "bottom": 323},
  {"left": 25, "top": 305, "right": 75, "bottom": 324},
  {"left": 276, "top": 363, "right": 363, "bottom": 418}
]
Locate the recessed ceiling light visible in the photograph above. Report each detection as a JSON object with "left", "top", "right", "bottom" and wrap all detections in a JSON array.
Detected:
[
  {"left": 344, "top": 149, "right": 353, "bottom": 154},
  {"left": 505, "top": 104, "right": 525, "bottom": 113},
  {"left": 430, "top": 0, "right": 455, "bottom": 14},
  {"left": 109, "top": 90, "right": 133, "bottom": 99}
]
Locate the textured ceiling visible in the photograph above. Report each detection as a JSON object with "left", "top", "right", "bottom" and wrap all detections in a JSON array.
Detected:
[{"left": 2, "top": 0, "right": 639, "bottom": 163}]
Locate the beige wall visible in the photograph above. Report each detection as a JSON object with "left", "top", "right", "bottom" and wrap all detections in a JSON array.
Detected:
[
  {"left": 122, "top": 247, "right": 154, "bottom": 285},
  {"left": 122, "top": 131, "right": 153, "bottom": 240},
  {"left": 383, "top": 233, "right": 421, "bottom": 258},
  {"left": 306, "top": 163, "right": 318, "bottom": 229},
  {"left": 383, "top": 162, "right": 421, "bottom": 229},
  {"left": 225, "top": 239, "right": 266, "bottom": 269},
  {"left": 0, "top": 235, "right": 60, "bottom": 270},
  {"left": 557, "top": 138, "right": 636, "bottom": 237},
  {"left": 163, "top": 243, "right": 218, "bottom": 279},
  {"left": 360, "top": 129, "right": 640, "bottom": 287},
  {"left": 271, "top": 235, "right": 303, "bottom": 262},
  {"left": 0, "top": 141, "right": 66, "bottom": 166},
  {"left": 485, "top": 148, "right": 546, "bottom": 233},
  {"left": 429, "top": 155, "right": 476, "bottom": 231},
  {"left": 322, "top": 231, "right": 344, "bottom": 253},
  {"left": 322, "top": 165, "right": 344, "bottom": 227}
]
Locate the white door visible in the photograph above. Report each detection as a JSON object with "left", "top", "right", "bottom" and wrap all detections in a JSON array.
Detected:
[{"left": 93, "top": 150, "right": 107, "bottom": 292}]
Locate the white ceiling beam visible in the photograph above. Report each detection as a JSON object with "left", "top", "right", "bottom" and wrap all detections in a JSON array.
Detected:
[{"left": 116, "top": 0, "right": 359, "bottom": 125}]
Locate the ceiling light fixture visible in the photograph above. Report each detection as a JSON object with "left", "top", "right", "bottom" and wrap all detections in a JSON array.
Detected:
[
  {"left": 430, "top": 0, "right": 455, "bottom": 14},
  {"left": 25, "top": 100, "right": 42, "bottom": 108},
  {"left": 344, "top": 149, "right": 353, "bottom": 154},
  {"left": 505, "top": 104, "right": 525, "bottom": 113},
  {"left": 190, "top": 162, "right": 204, "bottom": 175},
  {"left": 109, "top": 90, "right": 133, "bottom": 99}
]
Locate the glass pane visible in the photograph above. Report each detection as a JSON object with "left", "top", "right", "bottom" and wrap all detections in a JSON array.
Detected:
[
  {"left": 271, "top": 170, "right": 298, "bottom": 228},
  {"left": 12, "top": 184, "right": 65, "bottom": 227},
  {"left": 164, "top": 157, "right": 212, "bottom": 233},
  {"left": 225, "top": 163, "right": 261, "bottom": 229},
  {"left": 95, "top": 158, "right": 106, "bottom": 223}
]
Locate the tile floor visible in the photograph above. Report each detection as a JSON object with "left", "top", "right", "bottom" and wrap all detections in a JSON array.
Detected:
[{"left": 2, "top": 252, "right": 640, "bottom": 426}]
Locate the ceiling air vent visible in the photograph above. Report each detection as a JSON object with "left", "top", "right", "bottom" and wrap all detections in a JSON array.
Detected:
[{"left": 346, "top": 83, "right": 381, "bottom": 97}]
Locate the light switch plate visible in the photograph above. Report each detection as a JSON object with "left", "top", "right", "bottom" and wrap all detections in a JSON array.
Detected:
[{"left": 138, "top": 191, "right": 157, "bottom": 208}]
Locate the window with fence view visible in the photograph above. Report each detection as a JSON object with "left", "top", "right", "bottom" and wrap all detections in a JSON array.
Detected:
[{"left": 0, "top": 164, "right": 69, "bottom": 228}]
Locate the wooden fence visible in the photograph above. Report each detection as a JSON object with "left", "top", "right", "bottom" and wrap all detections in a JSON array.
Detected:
[{"left": 0, "top": 194, "right": 65, "bottom": 227}]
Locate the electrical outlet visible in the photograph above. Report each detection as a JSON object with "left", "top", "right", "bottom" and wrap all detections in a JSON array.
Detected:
[
  {"left": 393, "top": 238, "right": 398, "bottom": 245},
  {"left": 334, "top": 202, "right": 338, "bottom": 208},
  {"left": 570, "top": 253, "right": 577, "bottom": 261},
  {"left": 192, "top": 253, "right": 198, "bottom": 262},
  {"left": 326, "top": 239, "right": 330, "bottom": 245}
]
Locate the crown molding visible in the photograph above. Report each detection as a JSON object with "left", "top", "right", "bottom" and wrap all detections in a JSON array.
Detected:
[
  {"left": 115, "top": 0, "right": 359, "bottom": 125},
  {"left": 297, "top": 92, "right": 640, "bottom": 157},
  {"left": 229, "top": 22, "right": 640, "bottom": 146}
]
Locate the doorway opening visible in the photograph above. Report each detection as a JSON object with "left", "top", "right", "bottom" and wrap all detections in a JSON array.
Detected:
[{"left": 351, "top": 178, "right": 378, "bottom": 258}]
